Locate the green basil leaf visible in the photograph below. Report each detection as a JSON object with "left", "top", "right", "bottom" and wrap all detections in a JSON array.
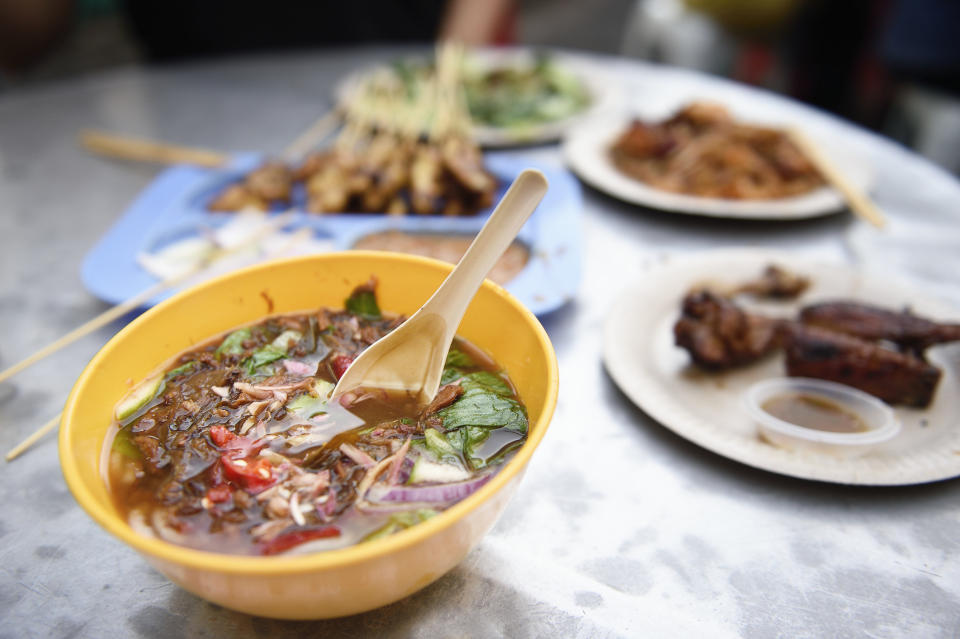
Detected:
[
  {"left": 436, "top": 388, "right": 528, "bottom": 434},
  {"left": 459, "top": 371, "right": 512, "bottom": 396},
  {"left": 444, "top": 348, "right": 474, "bottom": 369},
  {"left": 440, "top": 367, "right": 462, "bottom": 385},
  {"left": 243, "top": 345, "right": 285, "bottom": 375}
]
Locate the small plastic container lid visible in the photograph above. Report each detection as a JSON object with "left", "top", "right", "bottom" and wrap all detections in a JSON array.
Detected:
[{"left": 743, "top": 377, "right": 900, "bottom": 455}]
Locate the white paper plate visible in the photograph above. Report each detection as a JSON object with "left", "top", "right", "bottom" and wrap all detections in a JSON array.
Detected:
[
  {"left": 336, "top": 48, "right": 612, "bottom": 148},
  {"left": 564, "top": 109, "right": 872, "bottom": 220},
  {"left": 603, "top": 249, "right": 960, "bottom": 485}
]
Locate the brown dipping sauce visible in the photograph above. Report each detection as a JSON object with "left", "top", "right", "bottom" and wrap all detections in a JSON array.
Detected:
[
  {"left": 353, "top": 231, "right": 529, "bottom": 285},
  {"left": 762, "top": 393, "right": 869, "bottom": 433}
]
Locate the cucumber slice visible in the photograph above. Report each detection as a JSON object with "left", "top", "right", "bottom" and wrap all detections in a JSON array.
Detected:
[
  {"left": 116, "top": 373, "right": 165, "bottom": 421},
  {"left": 408, "top": 456, "right": 471, "bottom": 484},
  {"left": 271, "top": 330, "right": 302, "bottom": 351}
]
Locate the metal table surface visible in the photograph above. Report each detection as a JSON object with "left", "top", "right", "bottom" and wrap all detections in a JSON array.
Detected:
[{"left": 1, "top": 48, "right": 959, "bottom": 638}]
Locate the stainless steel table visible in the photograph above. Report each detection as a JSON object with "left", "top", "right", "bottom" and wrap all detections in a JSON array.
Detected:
[{"left": 1, "top": 48, "right": 958, "bottom": 638}]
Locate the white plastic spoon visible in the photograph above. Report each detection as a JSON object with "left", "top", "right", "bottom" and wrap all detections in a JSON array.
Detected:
[{"left": 332, "top": 168, "right": 549, "bottom": 404}]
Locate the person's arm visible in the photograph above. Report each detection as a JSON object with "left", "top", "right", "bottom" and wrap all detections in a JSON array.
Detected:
[{"left": 439, "top": 0, "right": 515, "bottom": 46}]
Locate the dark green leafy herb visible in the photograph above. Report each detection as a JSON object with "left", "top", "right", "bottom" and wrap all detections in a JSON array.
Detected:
[
  {"left": 440, "top": 367, "right": 462, "bottom": 385},
  {"left": 215, "top": 328, "right": 251, "bottom": 357},
  {"left": 444, "top": 348, "right": 475, "bottom": 369},
  {"left": 165, "top": 362, "right": 196, "bottom": 380},
  {"left": 243, "top": 346, "right": 285, "bottom": 376},
  {"left": 459, "top": 371, "right": 512, "bottom": 396},
  {"left": 444, "top": 426, "right": 491, "bottom": 463},
  {"left": 436, "top": 388, "right": 528, "bottom": 434},
  {"left": 345, "top": 289, "right": 381, "bottom": 320}
]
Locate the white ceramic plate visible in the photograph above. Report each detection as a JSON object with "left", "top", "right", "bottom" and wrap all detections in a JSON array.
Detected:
[
  {"left": 564, "top": 105, "right": 871, "bottom": 220},
  {"left": 336, "top": 48, "right": 611, "bottom": 148},
  {"left": 603, "top": 249, "right": 960, "bottom": 485}
]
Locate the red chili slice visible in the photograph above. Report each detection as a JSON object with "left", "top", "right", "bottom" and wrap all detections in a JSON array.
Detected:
[
  {"left": 331, "top": 355, "right": 354, "bottom": 379},
  {"left": 210, "top": 424, "right": 236, "bottom": 447},
  {"left": 259, "top": 526, "right": 341, "bottom": 555},
  {"left": 221, "top": 455, "right": 276, "bottom": 494}
]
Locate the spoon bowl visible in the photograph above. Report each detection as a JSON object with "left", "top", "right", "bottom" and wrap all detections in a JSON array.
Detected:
[{"left": 333, "top": 169, "right": 549, "bottom": 403}]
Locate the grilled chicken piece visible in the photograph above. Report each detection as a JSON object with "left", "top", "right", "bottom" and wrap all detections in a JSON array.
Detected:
[
  {"left": 294, "top": 150, "right": 332, "bottom": 181},
  {"left": 734, "top": 265, "right": 810, "bottom": 300},
  {"left": 245, "top": 162, "right": 293, "bottom": 203},
  {"left": 800, "top": 302, "right": 960, "bottom": 354},
  {"left": 674, "top": 290, "right": 785, "bottom": 370},
  {"left": 783, "top": 325, "right": 942, "bottom": 407},
  {"left": 208, "top": 184, "right": 268, "bottom": 212}
]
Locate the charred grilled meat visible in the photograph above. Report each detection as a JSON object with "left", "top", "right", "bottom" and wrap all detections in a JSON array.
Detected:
[
  {"left": 783, "top": 325, "right": 942, "bottom": 408},
  {"left": 674, "top": 290, "right": 786, "bottom": 370},
  {"left": 800, "top": 301, "right": 960, "bottom": 355},
  {"left": 734, "top": 265, "right": 810, "bottom": 300},
  {"left": 208, "top": 162, "right": 293, "bottom": 211}
]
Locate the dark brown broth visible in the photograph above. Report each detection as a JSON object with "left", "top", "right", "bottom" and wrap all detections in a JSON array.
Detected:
[{"left": 105, "top": 302, "right": 526, "bottom": 556}]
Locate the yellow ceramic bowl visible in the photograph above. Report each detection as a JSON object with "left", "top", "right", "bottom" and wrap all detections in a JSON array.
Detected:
[{"left": 60, "top": 252, "right": 558, "bottom": 619}]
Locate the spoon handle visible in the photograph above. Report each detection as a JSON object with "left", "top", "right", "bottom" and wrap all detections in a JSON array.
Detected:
[{"left": 422, "top": 169, "right": 549, "bottom": 344}]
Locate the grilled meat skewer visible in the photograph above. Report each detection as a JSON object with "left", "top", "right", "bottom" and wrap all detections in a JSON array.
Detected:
[
  {"left": 674, "top": 290, "right": 786, "bottom": 370},
  {"left": 800, "top": 301, "right": 960, "bottom": 355}
]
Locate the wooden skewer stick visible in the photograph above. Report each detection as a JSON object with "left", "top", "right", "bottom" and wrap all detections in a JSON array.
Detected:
[
  {"left": 786, "top": 127, "right": 886, "bottom": 229},
  {"left": 6, "top": 413, "right": 61, "bottom": 462},
  {"left": 0, "top": 212, "right": 296, "bottom": 386},
  {"left": 79, "top": 130, "right": 231, "bottom": 168},
  {"left": 282, "top": 108, "right": 342, "bottom": 162},
  {"left": 0, "top": 278, "right": 179, "bottom": 386},
  {"left": 4, "top": 216, "right": 313, "bottom": 462}
]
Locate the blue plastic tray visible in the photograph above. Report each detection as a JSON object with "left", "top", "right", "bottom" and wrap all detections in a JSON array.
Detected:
[{"left": 81, "top": 152, "right": 581, "bottom": 316}]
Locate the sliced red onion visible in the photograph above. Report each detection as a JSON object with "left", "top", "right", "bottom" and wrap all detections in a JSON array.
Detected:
[
  {"left": 282, "top": 359, "right": 316, "bottom": 376},
  {"left": 395, "top": 457, "right": 414, "bottom": 485},
  {"left": 373, "top": 474, "right": 493, "bottom": 504}
]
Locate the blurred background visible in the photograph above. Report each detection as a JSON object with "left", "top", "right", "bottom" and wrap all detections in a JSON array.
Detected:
[{"left": 2, "top": 0, "right": 958, "bottom": 173}]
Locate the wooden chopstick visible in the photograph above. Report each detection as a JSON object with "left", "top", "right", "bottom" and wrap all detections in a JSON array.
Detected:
[
  {"left": 0, "top": 277, "right": 180, "bottom": 386},
  {"left": 786, "top": 127, "right": 886, "bottom": 229},
  {"left": 82, "top": 103, "right": 341, "bottom": 169},
  {"left": 6, "top": 413, "right": 61, "bottom": 462},
  {"left": 79, "top": 130, "right": 231, "bottom": 168}
]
